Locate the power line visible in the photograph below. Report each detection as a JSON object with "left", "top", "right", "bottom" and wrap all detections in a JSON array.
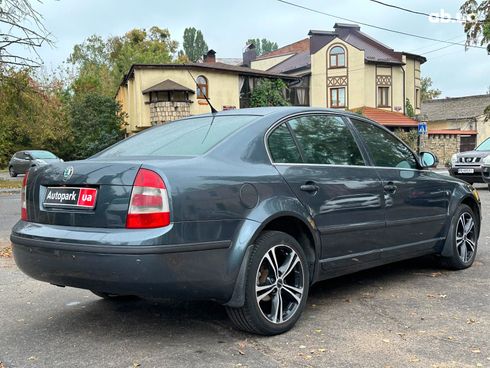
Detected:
[
  {"left": 275, "top": 0, "right": 486, "bottom": 50},
  {"left": 409, "top": 35, "right": 463, "bottom": 53},
  {"left": 368, "top": 0, "right": 462, "bottom": 22},
  {"left": 421, "top": 40, "right": 467, "bottom": 56}
]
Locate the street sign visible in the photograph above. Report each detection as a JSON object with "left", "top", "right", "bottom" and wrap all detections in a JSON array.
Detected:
[{"left": 417, "top": 122, "right": 427, "bottom": 135}]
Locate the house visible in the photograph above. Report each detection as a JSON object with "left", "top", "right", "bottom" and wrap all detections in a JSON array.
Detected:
[
  {"left": 116, "top": 50, "right": 296, "bottom": 135},
  {"left": 245, "top": 23, "right": 425, "bottom": 129},
  {"left": 420, "top": 94, "right": 490, "bottom": 164}
]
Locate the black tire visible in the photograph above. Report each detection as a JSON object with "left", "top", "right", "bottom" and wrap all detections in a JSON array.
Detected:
[
  {"left": 91, "top": 290, "right": 138, "bottom": 300},
  {"left": 226, "top": 231, "right": 310, "bottom": 335},
  {"left": 441, "top": 204, "right": 478, "bottom": 270},
  {"left": 9, "top": 166, "right": 17, "bottom": 177},
  {"left": 487, "top": 184, "right": 490, "bottom": 192}
]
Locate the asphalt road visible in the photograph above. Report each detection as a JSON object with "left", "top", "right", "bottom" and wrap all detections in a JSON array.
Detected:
[{"left": 0, "top": 187, "right": 489, "bottom": 368}]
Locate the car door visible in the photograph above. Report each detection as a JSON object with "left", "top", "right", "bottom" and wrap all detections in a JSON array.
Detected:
[
  {"left": 20, "top": 152, "right": 32, "bottom": 173},
  {"left": 350, "top": 118, "right": 452, "bottom": 260},
  {"left": 267, "top": 113, "right": 386, "bottom": 271}
]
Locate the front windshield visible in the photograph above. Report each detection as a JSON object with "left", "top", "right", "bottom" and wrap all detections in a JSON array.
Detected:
[
  {"left": 30, "top": 150, "right": 57, "bottom": 159},
  {"left": 476, "top": 138, "right": 490, "bottom": 151},
  {"left": 95, "top": 115, "right": 260, "bottom": 158}
]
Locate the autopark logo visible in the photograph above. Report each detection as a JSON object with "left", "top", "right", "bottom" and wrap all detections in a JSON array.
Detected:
[{"left": 428, "top": 9, "right": 478, "bottom": 24}]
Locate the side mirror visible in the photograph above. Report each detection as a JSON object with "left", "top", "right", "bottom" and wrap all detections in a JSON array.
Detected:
[{"left": 420, "top": 151, "right": 438, "bottom": 168}]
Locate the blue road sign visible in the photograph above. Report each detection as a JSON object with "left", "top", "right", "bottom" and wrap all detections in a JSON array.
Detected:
[{"left": 418, "top": 122, "right": 427, "bottom": 135}]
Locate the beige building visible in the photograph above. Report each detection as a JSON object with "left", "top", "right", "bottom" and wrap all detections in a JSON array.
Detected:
[
  {"left": 116, "top": 51, "right": 294, "bottom": 135},
  {"left": 247, "top": 23, "right": 425, "bottom": 122},
  {"left": 421, "top": 95, "right": 490, "bottom": 164}
]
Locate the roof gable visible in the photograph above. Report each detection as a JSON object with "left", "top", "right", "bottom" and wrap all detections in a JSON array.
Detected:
[{"left": 421, "top": 95, "right": 490, "bottom": 121}]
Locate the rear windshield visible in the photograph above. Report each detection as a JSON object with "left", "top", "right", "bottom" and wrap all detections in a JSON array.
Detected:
[
  {"left": 30, "top": 150, "right": 57, "bottom": 159},
  {"left": 476, "top": 138, "right": 490, "bottom": 151},
  {"left": 95, "top": 115, "right": 259, "bottom": 158}
]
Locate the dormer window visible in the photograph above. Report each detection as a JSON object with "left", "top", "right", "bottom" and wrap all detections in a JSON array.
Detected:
[{"left": 329, "top": 46, "right": 346, "bottom": 68}]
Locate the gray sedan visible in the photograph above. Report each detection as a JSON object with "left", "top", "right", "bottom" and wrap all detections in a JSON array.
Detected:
[{"left": 10, "top": 107, "right": 481, "bottom": 335}]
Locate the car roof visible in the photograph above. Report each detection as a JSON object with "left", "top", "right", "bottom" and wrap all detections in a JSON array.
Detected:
[{"left": 194, "top": 106, "right": 366, "bottom": 121}]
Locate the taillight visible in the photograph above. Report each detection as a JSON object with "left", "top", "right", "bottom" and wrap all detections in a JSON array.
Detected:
[
  {"left": 126, "top": 168, "right": 170, "bottom": 229},
  {"left": 21, "top": 171, "right": 29, "bottom": 220}
]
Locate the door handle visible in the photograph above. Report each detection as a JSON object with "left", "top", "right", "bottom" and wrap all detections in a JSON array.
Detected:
[
  {"left": 300, "top": 182, "right": 319, "bottom": 193},
  {"left": 383, "top": 182, "right": 397, "bottom": 194}
]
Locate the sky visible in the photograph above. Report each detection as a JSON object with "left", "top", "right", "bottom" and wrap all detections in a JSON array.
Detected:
[{"left": 26, "top": 0, "right": 490, "bottom": 97}]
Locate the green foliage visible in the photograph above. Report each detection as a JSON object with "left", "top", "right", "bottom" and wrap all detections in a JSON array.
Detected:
[
  {"left": 394, "top": 129, "right": 418, "bottom": 151},
  {"left": 68, "top": 94, "right": 125, "bottom": 160},
  {"left": 68, "top": 27, "right": 178, "bottom": 96},
  {"left": 405, "top": 98, "right": 415, "bottom": 118},
  {"left": 246, "top": 38, "right": 279, "bottom": 56},
  {"left": 182, "top": 27, "right": 208, "bottom": 62},
  {"left": 460, "top": 0, "right": 490, "bottom": 46},
  {"left": 0, "top": 68, "right": 72, "bottom": 167},
  {"left": 420, "top": 77, "right": 442, "bottom": 101},
  {"left": 250, "top": 79, "right": 290, "bottom": 107}
]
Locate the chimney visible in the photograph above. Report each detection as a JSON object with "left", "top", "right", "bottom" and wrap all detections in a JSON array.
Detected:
[
  {"left": 203, "top": 49, "right": 216, "bottom": 63},
  {"left": 242, "top": 43, "right": 257, "bottom": 67}
]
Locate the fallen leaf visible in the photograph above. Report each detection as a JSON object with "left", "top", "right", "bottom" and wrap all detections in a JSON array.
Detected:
[
  {"left": 467, "top": 318, "right": 477, "bottom": 324},
  {"left": 238, "top": 350, "right": 245, "bottom": 356},
  {"left": 382, "top": 339, "right": 390, "bottom": 343},
  {"left": 132, "top": 363, "right": 141, "bottom": 368},
  {"left": 471, "top": 349, "right": 481, "bottom": 354},
  {"left": 314, "top": 329, "right": 322, "bottom": 333},
  {"left": 0, "top": 246, "right": 12, "bottom": 258},
  {"left": 409, "top": 357, "right": 420, "bottom": 362},
  {"left": 27, "top": 357, "right": 37, "bottom": 361},
  {"left": 299, "top": 345, "right": 306, "bottom": 349}
]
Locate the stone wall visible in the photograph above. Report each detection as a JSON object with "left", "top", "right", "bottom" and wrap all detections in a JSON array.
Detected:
[
  {"left": 149, "top": 101, "right": 191, "bottom": 124},
  {"left": 425, "top": 134, "right": 460, "bottom": 166}
]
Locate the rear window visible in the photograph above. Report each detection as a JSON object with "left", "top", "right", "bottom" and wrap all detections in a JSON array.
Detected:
[
  {"left": 30, "top": 151, "right": 57, "bottom": 159},
  {"left": 96, "top": 115, "right": 259, "bottom": 158}
]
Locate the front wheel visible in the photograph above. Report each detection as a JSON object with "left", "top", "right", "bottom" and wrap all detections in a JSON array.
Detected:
[
  {"left": 441, "top": 204, "right": 478, "bottom": 270},
  {"left": 226, "top": 231, "right": 310, "bottom": 335}
]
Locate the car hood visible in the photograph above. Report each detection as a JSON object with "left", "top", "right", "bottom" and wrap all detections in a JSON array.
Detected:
[{"left": 457, "top": 150, "right": 490, "bottom": 158}]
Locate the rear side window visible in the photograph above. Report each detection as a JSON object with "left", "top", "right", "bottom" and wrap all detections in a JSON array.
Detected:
[
  {"left": 268, "top": 123, "right": 302, "bottom": 163},
  {"left": 96, "top": 115, "right": 259, "bottom": 158},
  {"left": 351, "top": 119, "right": 418, "bottom": 169},
  {"left": 288, "top": 115, "right": 364, "bottom": 166}
]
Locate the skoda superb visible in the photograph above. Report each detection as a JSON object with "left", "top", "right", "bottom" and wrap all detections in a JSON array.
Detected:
[{"left": 11, "top": 107, "right": 481, "bottom": 335}]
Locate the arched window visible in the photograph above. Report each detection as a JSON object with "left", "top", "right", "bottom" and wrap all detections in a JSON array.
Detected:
[
  {"left": 196, "top": 75, "right": 208, "bottom": 99},
  {"left": 329, "top": 46, "right": 345, "bottom": 68}
]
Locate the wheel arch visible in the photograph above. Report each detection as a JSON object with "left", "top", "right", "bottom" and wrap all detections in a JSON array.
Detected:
[
  {"left": 441, "top": 193, "right": 481, "bottom": 257},
  {"left": 225, "top": 211, "right": 320, "bottom": 308}
]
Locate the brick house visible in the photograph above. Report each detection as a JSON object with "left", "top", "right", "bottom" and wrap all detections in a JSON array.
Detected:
[{"left": 421, "top": 95, "right": 490, "bottom": 164}]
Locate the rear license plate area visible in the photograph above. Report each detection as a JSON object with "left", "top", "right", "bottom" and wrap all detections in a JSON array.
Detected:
[{"left": 44, "top": 187, "right": 97, "bottom": 209}]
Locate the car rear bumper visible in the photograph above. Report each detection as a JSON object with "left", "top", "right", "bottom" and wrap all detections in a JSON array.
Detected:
[
  {"left": 449, "top": 167, "right": 485, "bottom": 183},
  {"left": 10, "top": 220, "right": 251, "bottom": 303}
]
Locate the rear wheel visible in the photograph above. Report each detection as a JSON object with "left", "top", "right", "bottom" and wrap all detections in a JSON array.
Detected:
[
  {"left": 226, "top": 231, "right": 309, "bottom": 335},
  {"left": 9, "top": 166, "right": 16, "bottom": 177},
  {"left": 441, "top": 204, "right": 478, "bottom": 270}
]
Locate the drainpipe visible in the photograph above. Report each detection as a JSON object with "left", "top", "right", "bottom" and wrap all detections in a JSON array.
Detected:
[{"left": 401, "top": 66, "right": 406, "bottom": 115}]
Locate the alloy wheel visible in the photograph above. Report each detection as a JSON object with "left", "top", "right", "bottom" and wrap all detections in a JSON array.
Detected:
[
  {"left": 255, "top": 244, "right": 304, "bottom": 324},
  {"left": 456, "top": 212, "right": 476, "bottom": 263}
]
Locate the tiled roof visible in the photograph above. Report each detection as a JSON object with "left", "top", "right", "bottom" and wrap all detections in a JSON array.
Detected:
[
  {"left": 256, "top": 38, "right": 310, "bottom": 60},
  {"left": 123, "top": 62, "right": 298, "bottom": 85},
  {"left": 421, "top": 95, "right": 490, "bottom": 121},
  {"left": 428, "top": 129, "right": 477, "bottom": 135},
  {"left": 267, "top": 51, "right": 311, "bottom": 74},
  {"left": 356, "top": 106, "right": 419, "bottom": 127},
  {"left": 142, "top": 79, "right": 194, "bottom": 94}
]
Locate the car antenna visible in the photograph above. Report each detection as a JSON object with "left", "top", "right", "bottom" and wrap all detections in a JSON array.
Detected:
[{"left": 184, "top": 63, "right": 218, "bottom": 143}]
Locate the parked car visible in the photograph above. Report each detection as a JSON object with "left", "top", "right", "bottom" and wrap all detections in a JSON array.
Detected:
[
  {"left": 449, "top": 137, "right": 490, "bottom": 188},
  {"left": 11, "top": 107, "right": 481, "bottom": 335},
  {"left": 8, "top": 150, "right": 62, "bottom": 177}
]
